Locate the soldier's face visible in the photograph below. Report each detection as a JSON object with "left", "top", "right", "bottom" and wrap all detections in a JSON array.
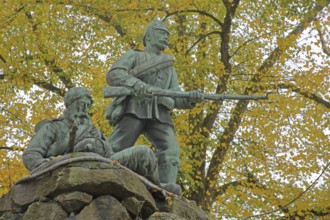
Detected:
[
  {"left": 150, "top": 29, "right": 169, "bottom": 51},
  {"left": 68, "top": 96, "right": 92, "bottom": 125}
]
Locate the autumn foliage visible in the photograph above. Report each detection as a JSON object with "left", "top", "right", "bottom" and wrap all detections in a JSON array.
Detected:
[{"left": 1, "top": 0, "right": 329, "bottom": 219}]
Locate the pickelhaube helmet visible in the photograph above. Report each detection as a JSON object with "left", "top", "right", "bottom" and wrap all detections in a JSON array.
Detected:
[
  {"left": 64, "top": 87, "right": 93, "bottom": 108},
  {"left": 143, "top": 20, "right": 169, "bottom": 46}
]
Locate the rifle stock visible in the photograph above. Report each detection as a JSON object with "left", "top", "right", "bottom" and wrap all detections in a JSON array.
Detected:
[
  {"left": 103, "top": 86, "right": 133, "bottom": 97},
  {"left": 103, "top": 86, "right": 268, "bottom": 101}
]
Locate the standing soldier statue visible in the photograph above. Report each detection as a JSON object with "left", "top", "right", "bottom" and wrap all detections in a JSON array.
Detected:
[{"left": 106, "top": 20, "right": 203, "bottom": 194}]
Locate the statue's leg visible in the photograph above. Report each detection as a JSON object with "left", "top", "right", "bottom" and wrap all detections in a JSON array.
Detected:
[
  {"left": 108, "top": 114, "right": 145, "bottom": 153},
  {"left": 145, "top": 121, "right": 180, "bottom": 184},
  {"left": 110, "top": 145, "right": 160, "bottom": 185}
]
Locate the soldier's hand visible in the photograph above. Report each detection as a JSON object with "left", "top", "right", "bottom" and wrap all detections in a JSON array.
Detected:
[
  {"left": 188, "top": 90, "right": 203, "bottom": 103},
  {"left": 133, "top": 81, "right": 149, "bottom": 95}
]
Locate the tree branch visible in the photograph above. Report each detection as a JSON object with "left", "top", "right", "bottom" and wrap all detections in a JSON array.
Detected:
[
  {"left": 200, "top": 0, "right": 241, "bottom": 137},
  {"left": 205, "top": 99, "right": 249, "bottom": 191},
  {"left": 209, "top": 172, "right": 267, "bottom": 205},
  {"left": 164, "top": 9, "right": 224, "bottom": 28},
  {"left": 277, "top": 83, "right": 330, "bottom": 109},
  {"left": 212, "top": 180, "right": 240, "bottom": 199},
  {"left": 0, "top": 53, "right": 7, "bottom": 64},
  {"left": 0, "top": 146, "right": 24, "bottom": 152},
  {"left": 185, "top": 31, "right": 222, "bottom": 55},
  {"left": 317, "top": 28, "right": 330, "bottom": 56},
  {"left": 71, "top": 3, "right": 127, "bottom": 37},
  {"left": 0, "top": 53, "right": 7, "bottom": 79},
  {"left": 230, "top": 32, "right": 272, "bottom": 58},
  {"left": 0, "top": 53, "right": 63, "bottom": 95},
  {"left": 201, "top": 0, "right": 241, "bottom": 145},
  {"left": 309, "top": 207, "right": 330, "bottom": 217},
  {"left": 33, "top": 80, "right": 64, "bottom": 97},
  {"left": 186, "top": 1, "right": 241, "bottom": 206},
  {"left": 0, "top": 5, "right": 25, "bottom": 30}
]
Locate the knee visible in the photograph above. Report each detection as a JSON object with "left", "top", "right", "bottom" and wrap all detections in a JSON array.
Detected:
[
  {"left": 134, "top": 145, "right": 156, "bottom": 159},
  {"left": 157, "top": 154, "right": 180, "bottom": 167}
]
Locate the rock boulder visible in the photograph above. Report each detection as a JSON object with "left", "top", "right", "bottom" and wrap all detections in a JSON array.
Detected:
[{"left": 0, "top": 152, "right": 210, "bottom": 220}]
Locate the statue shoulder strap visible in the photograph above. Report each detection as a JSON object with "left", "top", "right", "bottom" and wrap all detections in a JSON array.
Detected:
[{"left": 130, "top": 51, "right": 174, "bottom": 78}]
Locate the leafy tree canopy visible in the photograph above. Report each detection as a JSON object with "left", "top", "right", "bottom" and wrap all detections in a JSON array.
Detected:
[{"left": 1, "top": 0, "right": 329, "bottom": 219}]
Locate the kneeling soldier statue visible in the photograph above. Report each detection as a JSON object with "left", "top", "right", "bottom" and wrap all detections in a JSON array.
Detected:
[{"left": 23, "top": 87, "right": 161, "bottom": 187}]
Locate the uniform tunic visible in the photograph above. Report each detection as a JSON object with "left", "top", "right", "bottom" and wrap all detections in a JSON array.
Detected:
[
  {"left": 22, "top": 118, "right": 107, "bottom": 171},
  {"left": 107, "top": 50, "right": 194, "bottom": 125}
]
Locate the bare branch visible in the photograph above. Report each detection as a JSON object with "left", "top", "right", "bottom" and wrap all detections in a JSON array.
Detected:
[
  {"left": 0, "top": 53, "right": 7, "bottom": 64},
  {"left": 200, "top": 0, "right": 242, "bottom": 136},
  {"left": 0, "top": 146, "right": 24, "bottom": 152},
  {"left": 0, "top": 53, "right": 7, "bottom": 79},
  {"left": 317, "top": 29, "right": 330, "bottom": 56},
  {"left": 309, "top": 207, "right": 330, "bottom": 217},
  {"left": 220, "top": 0, "right": 240, "bottom": 72},
  {"left": 164, "top": 9, "right": 224, "bottom": 28},
  {"left": 33, "top": 80, "right": 64, "bottom": 97},
  {"left": 277, "top": 83, "right": 330, "bottom": 109},
  {"left": 202, "top": 0, "right": 243, "bottom": 192},
  {"left": 213, "top": 180, "right": 240, "bottom": 198},
  {"left": 0, "top": 5, "right": 25, "bottom": 30},
  {"left": 230, "top": 32, "right": 272, "bottom": 58},
  {"left": 185, "top": 31, "right": 222, "bottom": 55},
  {"left": 185, "top": 0, "right": 242, "bottom": 206},
  {"left": 70, "top": 3, "right": 127, "bottom": 37},
  {"left": 208, "top": 172, "right": 267, "bottom": 207}
]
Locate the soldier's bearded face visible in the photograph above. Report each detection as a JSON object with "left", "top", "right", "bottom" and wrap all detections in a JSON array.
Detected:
[
  {"left": 75, "top": 96, "right": 92, "bottom": 113},
  {"left": 68, "top": 96, "right": 92, "bottom": 125}
]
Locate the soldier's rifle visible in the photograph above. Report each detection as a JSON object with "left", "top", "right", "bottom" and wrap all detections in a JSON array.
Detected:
[{"left": 103, "top": 86, "right": 269, "bottom": 101}]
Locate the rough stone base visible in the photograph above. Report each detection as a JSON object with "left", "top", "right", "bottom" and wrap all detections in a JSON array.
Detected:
[{"left": 0, "top": 153, "right": 210, "bottom": 220}]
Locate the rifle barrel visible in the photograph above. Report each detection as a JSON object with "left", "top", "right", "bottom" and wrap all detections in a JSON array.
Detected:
[{"left": 103, "top": 86, "right": 268, "bottom": 100}]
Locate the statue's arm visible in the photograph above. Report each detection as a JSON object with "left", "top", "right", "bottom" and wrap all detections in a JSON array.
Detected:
[
  {"left": 22, "top": 122, "right": 56, "bottom": 171},
  {"left": 106, "top": 50, "right": 141, "bottom": 88}
]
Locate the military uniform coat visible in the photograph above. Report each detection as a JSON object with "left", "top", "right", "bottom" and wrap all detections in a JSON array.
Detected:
[{"left": 107, "top": 49, "right": 194, "bottom": 126}]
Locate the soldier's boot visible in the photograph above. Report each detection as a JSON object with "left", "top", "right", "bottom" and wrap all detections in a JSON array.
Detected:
[{"left": 158, "top": 162, "right": 182, "bottom": 195}]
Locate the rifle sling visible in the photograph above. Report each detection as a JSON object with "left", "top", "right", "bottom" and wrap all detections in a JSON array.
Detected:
[{"left": 129, "top": 54, "right": 174, "bottom": 78}]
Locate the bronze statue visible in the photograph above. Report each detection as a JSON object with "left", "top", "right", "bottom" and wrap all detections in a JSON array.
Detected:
[
  {"left": 23, "top": 87, "right": 160, "bottom": 185},
  {"left": 105, "top": 20, "right": 203, "bottom": 192}
]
